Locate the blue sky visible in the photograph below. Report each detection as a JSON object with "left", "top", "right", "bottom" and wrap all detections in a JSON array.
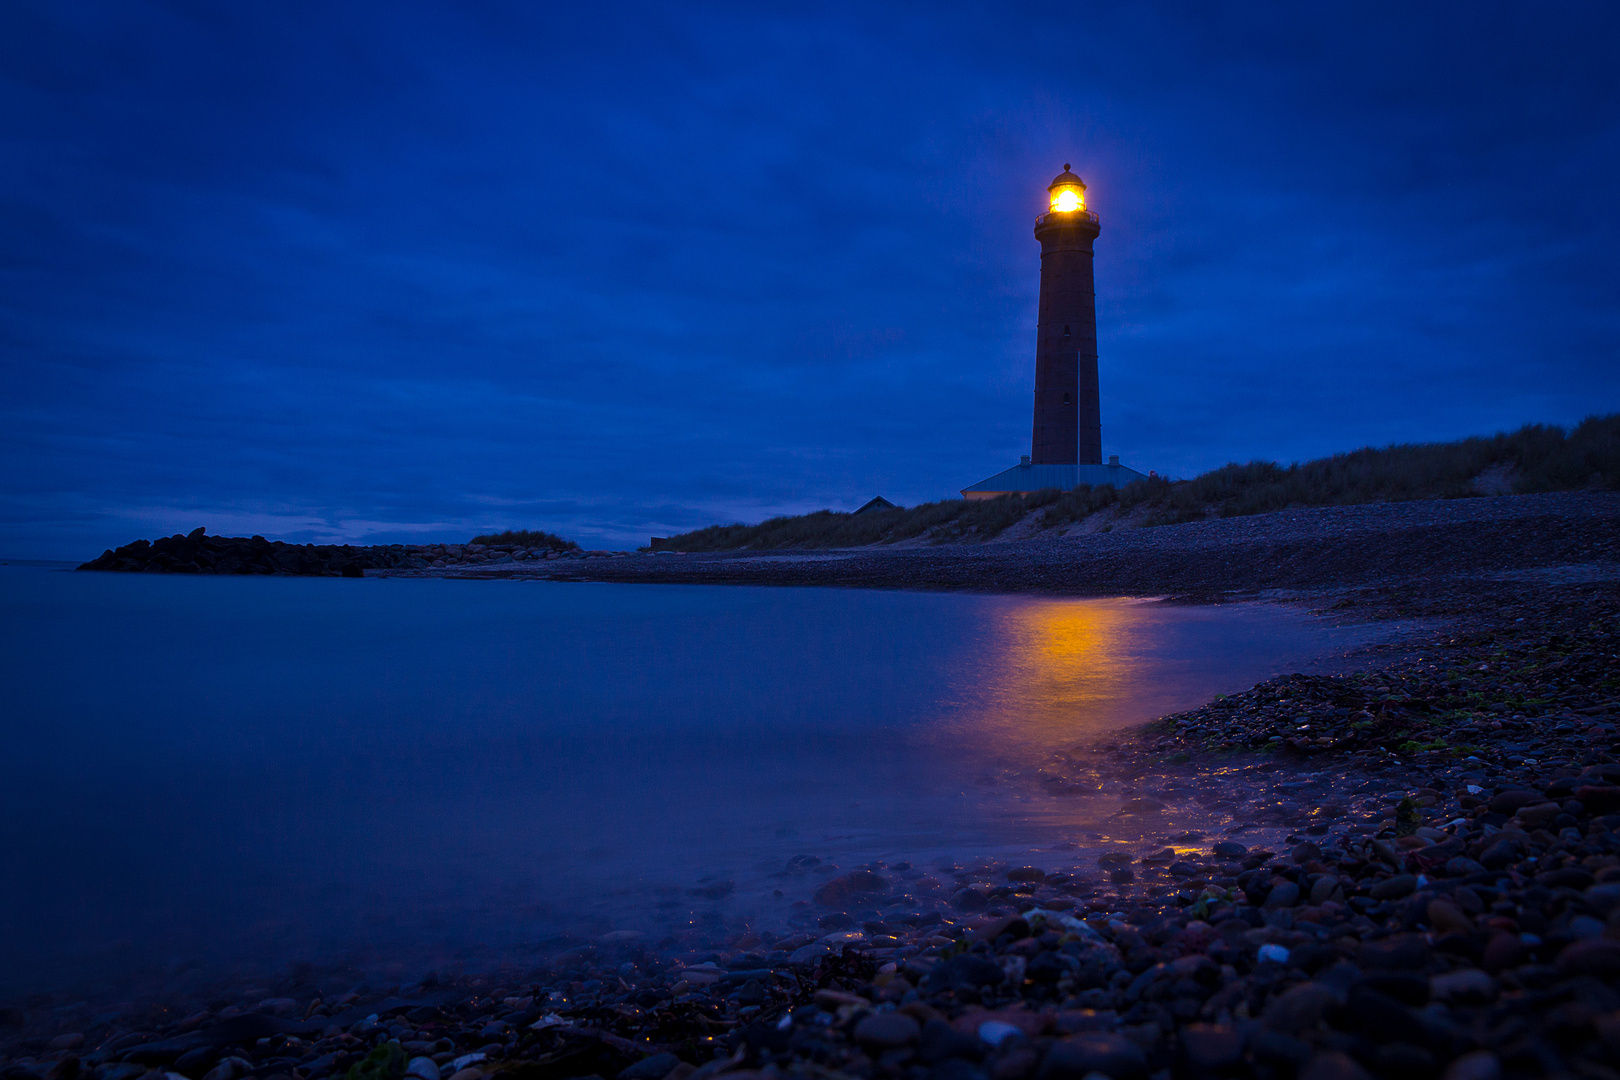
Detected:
[{"left": 3, "top": 2, "right": 1617, "bottom": 555}]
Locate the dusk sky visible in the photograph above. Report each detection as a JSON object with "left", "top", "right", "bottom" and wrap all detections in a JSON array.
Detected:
[{"left": 3, "top": 2, "right": 1617, "bottom": 556}]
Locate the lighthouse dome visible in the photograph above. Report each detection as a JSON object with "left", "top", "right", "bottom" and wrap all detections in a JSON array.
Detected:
[{"left": 1047, "top": 164, "right": 1086, "bottom": 192}]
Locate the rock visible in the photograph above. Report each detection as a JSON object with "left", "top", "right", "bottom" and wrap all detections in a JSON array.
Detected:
[
  {"left": 1481, "top": 933, "right": 1526, "bottom": 973},
  {"left": 812, "top": 870, "right": 888, "bottom": 906},
  {"left": 1179, "top": 1024, "right": 1243, "bottom": 1069},
  {"left": 1429, "top": 969, "right": 1497, "bottom": 1003},
  {"left": 1556, "top": 938, "right": 1620, "bottom": 978},
  {"left": 1359, "top": 935, "right": 1429, "bottom": 971},
  {"left": 919, "top": 1019, "right": 983, "bottom": 1064},
  {"left": 1358, "top": 971, "right": 1428, "bottom": 1006},
  {"left": 173, "top": 1048, "right": 220, "bottom": 1078},
  {"left": 50, "top": 1036, "right": 85, "bottom": 1051},
  {"left": 1212, "top": 841, "right": 1247, "bottom": 859},
  {"left": 1370, "top": 874, "right": 1417, "bottom": 900},
  {"left": 1440, "top": 1050, "right": 1502, "bottom": 1080},
  {"left": 1445, "top": 856, "right": 1487, "bottom": 876},
  {"left": 618, "top": 1053, "right": 680, "bottom": 1080},
  {"left": 1577, "top": 785, "right": 1620, "bottom": 814},
  {"left": 1249, "top": 1030, "right": 1312, "bottom": 1070},
  {"left": 789, "top": 943, "right": 832, "bottom": 965},
  {"left": 1006, "top": 866, "right": 1045, "bottom": 882},
  {"left": 1257, "top": 943, "right": 1290, "bottom": 965},
  {"left": 924, "top": 955, "right": 1006, "bottom": 992},
  {"left": 1298, "top": 1051, "right": 1374, "bottom": 1080},
  {"left": 199, "top": 1058, "right": 253, "bottom": 1080},
  {"left": 1310, "top": 876, "right": 1339, "bottom": 905},
  {"left": 1291, "top": 842, "right": 1322, "bottom": 863},
  {"left": 976, "top": 1020, "right": 1022, "bottom": 1048},
  {"left": 98, "top": 1066, "right": 149, "bottom": 1080},
  {"left": 1478, "top": 836, "right": 1524, "bottom": 870},
  {"left": 1427, "top": 900, "right": 1472, "bottom": 934},
  {"left": 952, "top": 888, "right": 989, "bottom": 912},
  {"left": 1487, "top": 790, "right": 1542, "bottom": 815},
  {"left": 1585, "top": 883, "right": 1620, "bottom": 916},
  {"left": 854, "top": 1013, "right": 920, "bottom": 1049},
  {"left": 1514, "top": 802, "right": 1561, "bottom": 828},
  {"left": 1264, "top": 983, "right": 1336, "bottom": 1033},
  {"left": 405, "top": 1059, "right": 440, "bottom": 1080},
  {"left": 1038, "top": 1035, "right": 1146, "bottom": 1080},
  {"left": 1264, "top": 882, "right": 1301, "bottom": 909}
]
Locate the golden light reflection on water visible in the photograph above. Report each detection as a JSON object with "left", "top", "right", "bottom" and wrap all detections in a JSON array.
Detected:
[{"left": 978, "top": 598, "right": 1141, "bottom": 744}]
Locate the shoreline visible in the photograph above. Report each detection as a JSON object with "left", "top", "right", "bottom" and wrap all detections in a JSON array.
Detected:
[{"left": 12, "top": 493, "right": 1620, "bottom": 1080}]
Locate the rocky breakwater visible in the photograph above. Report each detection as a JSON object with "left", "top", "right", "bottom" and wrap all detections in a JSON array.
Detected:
[{"left": 76, "top": 531, "right": 592, "bottom": 577}]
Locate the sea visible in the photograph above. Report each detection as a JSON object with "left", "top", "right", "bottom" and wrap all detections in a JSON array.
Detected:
[{"left": 0, "top": 563, "right": 1390, "bottom": 996}]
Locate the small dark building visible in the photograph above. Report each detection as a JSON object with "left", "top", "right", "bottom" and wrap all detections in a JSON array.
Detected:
[{"left": 853, "top": 496, "right": 898, "bottom": 515}]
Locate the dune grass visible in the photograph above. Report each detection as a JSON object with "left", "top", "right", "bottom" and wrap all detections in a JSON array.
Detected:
[
  {"left": 470, "top": 528, "right": 580, "bottom": 551},
  {"left": 654, "top": 414, "right": 1620, "bottom": 551}
]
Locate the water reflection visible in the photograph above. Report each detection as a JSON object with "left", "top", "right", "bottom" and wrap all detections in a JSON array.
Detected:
[{"left": 980, "top": 598, "right": 1136, "bottom": 743}]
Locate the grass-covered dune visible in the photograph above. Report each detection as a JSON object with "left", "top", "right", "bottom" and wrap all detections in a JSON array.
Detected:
[{"left": 658, "top": 414, "right": 1620, "bottom": 552}]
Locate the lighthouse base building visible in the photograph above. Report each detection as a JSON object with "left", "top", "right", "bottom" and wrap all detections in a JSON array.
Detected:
[{"left": 962, "top": 165, "right": 1146, "bottom": 499}]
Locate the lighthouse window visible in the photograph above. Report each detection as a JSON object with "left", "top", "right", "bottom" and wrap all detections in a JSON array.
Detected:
[
  {"left": 1063, "top": 324, "right": 1071, "bottom": 336},
  {"left": 1063, "top": 392, "right": 1071, "bottom": 404}
]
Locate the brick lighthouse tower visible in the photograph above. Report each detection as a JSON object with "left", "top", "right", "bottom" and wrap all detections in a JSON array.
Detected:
[
  {"left": 961, "top": 165, "right": 1146, "bottom": 499},
  {"left": 1030, "top": 165, "right": 1101, "bottom": 465}
]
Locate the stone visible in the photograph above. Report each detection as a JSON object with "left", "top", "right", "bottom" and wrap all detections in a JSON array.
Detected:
[
  {"left": 1179, "top": 1024, "right": 1243, "bottom": 1069},
  {"left": 952, "top": 888, "right": 990, "bottom": 912},
  {"left": 990, "top": 1048, "right": 1038, "bottom": 1080},
  {"left": 1370, "top": 874, "right": 1417, "bottom": 900},
  {"left": 1359, "top": 935, "right": 1429, "bottom": 971},
  {"left": 1445, "top": 856, "right": 1487, "bottom": 877},
  {"left": 1478, "top": 837, "right": 1523, "bottom": 870},
  {"left": 1481, "top": 933, "right": 1526, "bottom": 973},
  {"left": 1263, "top": 983, "right": 1336, "bottom": 1033},
  {"left": 1264, "top": 882, "right": 1300, "bottom": 909},
  {"left": 813, "top": 871, "right": 888, "bottom": 906},
  {"left": 1212, "top": 841, "right": 1247, "bottom": 859},
  {"left": 1584, "top": 883, "right": 1620, "bottom": 916},
  {"left": 1514, "top": 802, "right": 1561, "bottom": 828},
  {"left": 405, "top": 1059, "right": 440, "bottom": 1080},
  {"left": 1298, "top": 1051, "right": 1374, "bottom": 1080},
  {"left": 1487, "top": 790, "right": 1542, "bottom": 815},
  {"left": 1310, "top": 876, "right": 1339, "bottom": 905},
  {"left": 1440, "top": 1050, "right": 1502, "bottom": 1080},
  {"left": 50, "top": 1036, "right": 85, "bottom": 1051},
  {"left": 919, "top": 1019, "right": 984, "bottom": 1064},
  {"left": 925, "top": 955, "right": 1006, "bottom": 992},
  {"left": 853, "top": 1013, "right": 920, "bottom": 1050},
  {"left": 1038, "top": 1035, "right": 1146, "bottom": 1080},
  {"left": 200, "top": 1059, "right": 253, "bottom": 1080},
  {"left": 173, "top": 1048, "right": 219, "bottom": 1078},
  {"left": 1577, "top": 785, "right": 1620, "bottom": 814},
  {"left": 1427, "top": 900, "right": 1472, "bottom": 934},
  {"left": 1006, "top": 866, "right": 1045, "bottom": 882},
  {"left": 789, "top": 943, "right": 832, "bottom": 965},
  {"left": 1291, "top": 842, "right": 1322, "bottom": 863},
  {"left": 618, "top": 1054, "right": 680, "bottom": 1080},
  {"left": 976, "top": 1021, "right": 1022, "bottom": 1047},
  {"left": 1429, "top": 969, "right": 1497, "bottom": 1003},
  {"left": 1556, "top": 938, "right": 1620, "bottom": 978}
]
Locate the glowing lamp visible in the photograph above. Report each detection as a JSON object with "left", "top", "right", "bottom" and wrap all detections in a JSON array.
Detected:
[{"left": 1047, "top": 163, "right": 1087, "bottom": 213}]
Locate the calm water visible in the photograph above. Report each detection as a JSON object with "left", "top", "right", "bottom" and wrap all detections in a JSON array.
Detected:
[{"left": 0, "top": 566, "right": 1382, "bottom": 994}]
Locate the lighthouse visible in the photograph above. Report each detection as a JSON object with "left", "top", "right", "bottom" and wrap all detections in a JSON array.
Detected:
[
  {"left": 1031, "top": 165, "right": 1101, "bottom": 465},
  {"left": 962, "top": 165, "right": 1145, "bottom": 499}
]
